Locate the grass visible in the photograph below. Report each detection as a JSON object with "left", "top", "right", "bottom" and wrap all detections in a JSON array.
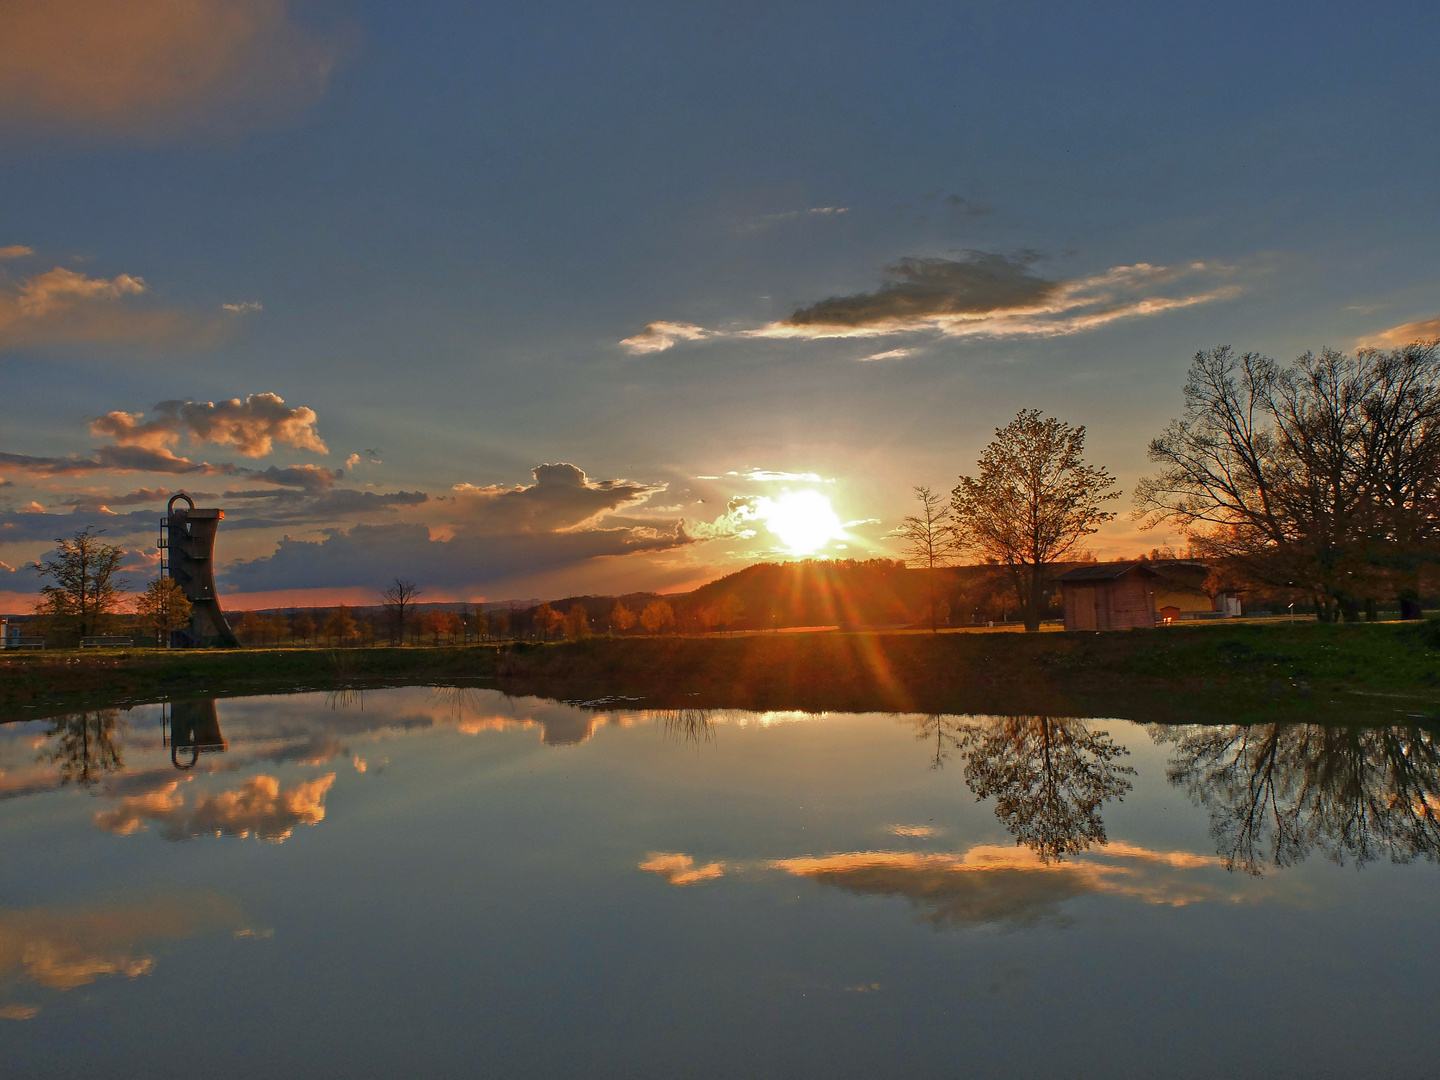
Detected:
[{"left": 3, "top": 619, "right": 1438, "bottom": 725}]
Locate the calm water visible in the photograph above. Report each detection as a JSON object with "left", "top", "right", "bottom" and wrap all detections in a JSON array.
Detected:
[{"left": 2, "top": 689, "right": 1438, "bottom": 1078}]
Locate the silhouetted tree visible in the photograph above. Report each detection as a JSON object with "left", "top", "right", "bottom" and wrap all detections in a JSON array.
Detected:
[
  {"left": 133, "top": 577, "right": 192, "bottom": 647},
  {"left": 324, "top": 605, "right": 356, "bottom": 645},
  {"left": 1160, "top": 721, "right": 1440, "bottom": 874},
  {"left": 1135, "top": 343, "right": 1440, "bottom": 620},
  {"left": 294, "top": 612, "right": 315, "bottom": 645},
  {"left": 381, "top": 578, "right": 421, "bottom": 643},
  {"left": 896, "top": 486, "right": 961, "bottom": 630},
  {"left": 952, "top": 411, "right": 1119, "bottom": 631},
  {"left": 35, "top": 527, "right": 129, "bottom": 641},
  {"left": 955, "top": 715, "right": 1135, "bottom": 861}
]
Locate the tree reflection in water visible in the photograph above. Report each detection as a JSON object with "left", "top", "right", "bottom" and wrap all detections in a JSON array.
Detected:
[
  {"left": 913, "top": 715, "right": 1135, "bottom": 861},
  {"left": 1159, "top": 722, "right": 1440, "bottom": 874},
  {"left": 657, "top": 709, "right": 716, "bottom": 746},
  {"left": 40, "top": 710, "right": 126, "bottom": 786}
]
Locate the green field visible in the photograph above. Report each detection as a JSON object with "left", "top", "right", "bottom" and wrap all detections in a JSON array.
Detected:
[{"left": 3, "top": 619, "right": 1438, "bottom": 725}]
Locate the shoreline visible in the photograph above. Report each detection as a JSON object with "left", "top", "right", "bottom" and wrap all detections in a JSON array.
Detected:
[{"left": 3, "top": 621, "right": 1438, "bottom": 726}]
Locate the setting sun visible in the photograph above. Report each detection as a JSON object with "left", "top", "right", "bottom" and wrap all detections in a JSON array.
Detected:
[{"left": 756, "top": 491, "right": 845, "bottom": 555}]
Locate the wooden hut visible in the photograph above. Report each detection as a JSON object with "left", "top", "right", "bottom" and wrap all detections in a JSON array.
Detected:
[{"left": 1056, "top": 562, "right": 1158, "bottom": 631}]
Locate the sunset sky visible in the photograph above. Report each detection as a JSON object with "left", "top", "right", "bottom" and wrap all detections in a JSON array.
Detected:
[{"left": 2, "top": 0, "right": 1437, "bottom": 610}]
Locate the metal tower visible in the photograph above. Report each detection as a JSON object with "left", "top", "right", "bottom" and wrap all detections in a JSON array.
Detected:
[{"left": 160, "top": 493, "right": 242, "bottom": 648}]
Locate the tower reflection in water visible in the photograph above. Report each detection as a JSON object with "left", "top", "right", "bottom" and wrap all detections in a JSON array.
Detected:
[{"left": 162, "top": 700, "right": 228, "bottom": 770}]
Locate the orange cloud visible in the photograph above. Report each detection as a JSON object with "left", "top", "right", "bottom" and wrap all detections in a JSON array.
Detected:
[
  {"left": 1356, "top": 317, "right": 1440, "bottom": 350},
  {"left": 0, "top": 893, "right": 244, "bottom": 995},
  {"left": 91, "top": 393, "right": 328, "bottom": 457},
  {"left": 0, "top": 245, "right": 34, "bottom": 259},
  {"left": 0, "top": 0, "right": 355, "bottom": 141},
  {"left": 639, "top": 852, "right": 727, "bottom": 885},
  {"left": 0, "top": 266, "right": 211, "bottom": 351},
  {"left": 94, "top": 773, "right": 335, "bottom": 842}
]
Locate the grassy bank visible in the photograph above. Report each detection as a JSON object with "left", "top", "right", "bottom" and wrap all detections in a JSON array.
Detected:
[{"left": 3, "top": 620, "right": 1439, "bottom": 724}]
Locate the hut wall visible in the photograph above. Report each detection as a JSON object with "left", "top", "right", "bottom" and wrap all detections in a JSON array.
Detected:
[
  {"left": 1101, "top": 576, "right": 1155, "bottom": 630},
  {"left": 1064, "top": 585, "right": 1098, "bottom": 631}
]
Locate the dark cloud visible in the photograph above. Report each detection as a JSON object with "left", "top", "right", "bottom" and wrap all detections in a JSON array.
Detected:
[
  {"left": 944, "top": 193, "right": 993, "bottom": 217},
  {"left": 449, "top": 462, "right": 663, "bottom": 534},
  {"left": 236, "top": 464, "right": 341, "bottom": 492},
  {"left": 221, "top": 520, "right": 691, "bottom": 592},
  {"left": 0, "top": 508, "right": 158, "bottom": 545},
  {"left": 216, "top": 489, "right": 427, "bottom": 529},
  {"left": 0, "top": 447, "right": 237, "bottom": 478},
  {"left": 781, "top": 252, "right": 1057, "bottom": 329}
]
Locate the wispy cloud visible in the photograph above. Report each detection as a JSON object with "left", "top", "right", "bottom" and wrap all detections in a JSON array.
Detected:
[
  {"left": 0, "top": 0, "right": 356, "bottom": 142},
  {"left": 0, "top": 245, "right": 33, "bottom": 259},
  {"left": 221, "top": 301, "right": 262, "bottom": 313},
  {"left": 619, "top": 321, "right": 712, "bottom": 355},
  {"left": 736, "top": 206, "right": 851, "bottom": 234},
  {"left": 860, "top": 348, "right": 914, "bottom": 361},
  {"left": 622, "top": 253, "right": 1243, "bottom": 353},
  {"left": 1356, "top": 316, "right": 1440, "bottom": 350}
]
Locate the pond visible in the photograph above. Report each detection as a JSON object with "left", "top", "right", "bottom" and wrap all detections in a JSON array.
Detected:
[{"left": 2, "top": 688, "right": 1438, "bottom": 1078}]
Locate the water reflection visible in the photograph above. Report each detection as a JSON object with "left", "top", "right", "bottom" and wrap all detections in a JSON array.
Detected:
[
  {"left": 163, "top": 700, "right": 228, "bottom": 769},
  {"left": 912, "top": 715, "right": 1136, "bottom": 861},
  {"left": 1159, "top": 722, "right": 1440, "bottom": 874},
  {"left": 657, "top": 709, "right": 716, "bottom": 746},
  {"left": 40, "top": 710, "right": 126, "bottom": 786}
]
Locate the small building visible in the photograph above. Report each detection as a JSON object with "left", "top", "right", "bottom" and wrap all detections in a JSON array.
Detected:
[{"left": 1056, "top": 562, "right": 1158, "bottom": 631}]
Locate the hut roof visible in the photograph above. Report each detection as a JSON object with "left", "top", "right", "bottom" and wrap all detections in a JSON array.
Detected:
[{"left": 1055, "top": 561, "right": 1158, "bottom": 583}]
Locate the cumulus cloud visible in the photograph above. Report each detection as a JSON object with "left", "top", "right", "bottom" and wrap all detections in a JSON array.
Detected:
[
  {"left": 0, "top": 265, "right": 208, "bottom": 350},
  {"left": 1356, "top": 317, "right": 1440, "bottom": 350},
  {"left": 0, "top": 0, "right": 356, "bottom": 142},
  {"left": 619, "top": 321, "right": 712, "bottom": 355},
  {"left": 0, "top": 245, "right": 34, "bottom": 259},
  {"left": 94, "top": 773, "right": 336, "bottom": 842},
  {"left": 91, "top": 393, "right": 327, "bottom": 457},
  {"left": 622, "top": 253, "right": 1242, "bottom": 351}
]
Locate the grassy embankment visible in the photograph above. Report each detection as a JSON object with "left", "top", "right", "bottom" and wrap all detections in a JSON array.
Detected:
[{"left": 2, "top": 619, "right": 1438, "bottom": 724}]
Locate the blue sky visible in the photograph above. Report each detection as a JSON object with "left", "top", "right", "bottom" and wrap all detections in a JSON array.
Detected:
[{"left": 2, "top": 0, "right": 1437, "bottom": 607}]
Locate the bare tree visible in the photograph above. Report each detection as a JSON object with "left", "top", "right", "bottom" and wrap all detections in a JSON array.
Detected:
[
  {"left": 895, "top": 485, "right": 960, "bottom": 631},
  {"left": 1134, "top": 342, "right": 1440, "bottom": 619},
  {"left": 952, "top": 410, "right": 1119, "bottom": 631},
  {"left": 380, "top": 578, "right": 421, "bottom": 644}
]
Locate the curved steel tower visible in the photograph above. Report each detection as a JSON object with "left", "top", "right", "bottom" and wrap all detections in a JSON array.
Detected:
[{"left": 161, "top": 493, "right": 242, "bottom": 648}]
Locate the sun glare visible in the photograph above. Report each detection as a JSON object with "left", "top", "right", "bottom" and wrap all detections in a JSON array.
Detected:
[{"left": 756, "top": 491, "right": 844, "bottom": 555}]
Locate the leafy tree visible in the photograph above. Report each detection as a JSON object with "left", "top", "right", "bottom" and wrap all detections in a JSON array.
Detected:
[
  {"left": 951, "top": 410, "right": 1119, "bottom": 631},
  {"left": 35, "top": 526, "right": 129, "bottom": 640},
  {"left": 380, "top": 578, "right": 421, "bottom": 644},
  {"left": 564, "top": 603, "right": 590, "bottom": 640},
  {"left": 133, "top": 577, "right": 193, "bottom": 647},
  {"left": 895, "top": 485, "right": 961, "bottom": 631},
  {"left": 533, "top": 602, "right": 562, "bottom": 640},
  {"left": 1135, "top": 343, "right": 1440, "bottom": 620},
  {"left": 611, "top": 602, "right": 636, "bottom": 633},
  {"left": 640, "top": 599, "right": 675, "bottom": 634},
  {"left": 324, "top": 605, "right": 356, "bottom": 645},
  {"left": 490, "top": 609, "right": 510, "bottom": 640}
]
